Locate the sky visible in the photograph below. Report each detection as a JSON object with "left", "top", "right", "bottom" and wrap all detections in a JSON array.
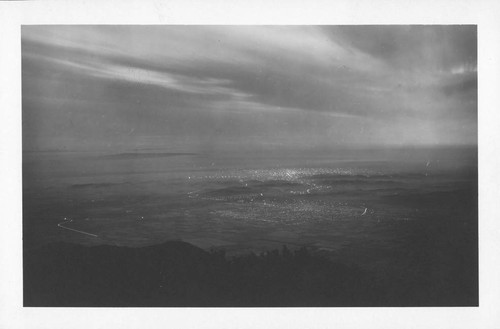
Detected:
[{"left": 22, "top": 26, "right": 477, "bottom": 152}]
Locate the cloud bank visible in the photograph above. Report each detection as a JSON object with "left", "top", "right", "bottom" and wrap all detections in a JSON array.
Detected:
[{"left": 22, "top": 26, "right": 477, "bottom": 152}]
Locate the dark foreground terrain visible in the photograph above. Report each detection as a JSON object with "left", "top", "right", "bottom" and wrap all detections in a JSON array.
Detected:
[{"left": 24, "top": 238, "right": 477, "bottom": 307}]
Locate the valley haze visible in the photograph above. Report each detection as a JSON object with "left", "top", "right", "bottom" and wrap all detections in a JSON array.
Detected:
[{"left": 22, "top": 26, "right": 477, "bottom": 307}]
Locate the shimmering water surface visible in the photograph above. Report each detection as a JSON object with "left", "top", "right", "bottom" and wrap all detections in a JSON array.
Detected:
[{"left": 23, "top": 148, "right": 477, "bottom": 270}]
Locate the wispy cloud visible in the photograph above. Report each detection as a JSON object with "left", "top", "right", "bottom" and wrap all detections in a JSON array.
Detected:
[{"left": 22, "top": 26, "right": 477, "bottom": 151}]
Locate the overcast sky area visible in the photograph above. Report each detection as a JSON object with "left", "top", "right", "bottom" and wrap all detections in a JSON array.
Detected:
[{"left": 22, "top": 26, "right": 477, "bottom": 152}]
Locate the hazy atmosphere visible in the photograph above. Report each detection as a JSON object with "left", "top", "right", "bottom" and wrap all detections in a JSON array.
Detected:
[
  {"left": 23, "top": 26, "right": 477, "bottom": 307},
  {"left": 22, "top": 26, "right": 477, "bottom": 152}
]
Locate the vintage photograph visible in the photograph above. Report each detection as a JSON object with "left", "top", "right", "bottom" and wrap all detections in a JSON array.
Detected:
[{"left": 22, "top": 26, "right": 477, "bottom": 307}]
